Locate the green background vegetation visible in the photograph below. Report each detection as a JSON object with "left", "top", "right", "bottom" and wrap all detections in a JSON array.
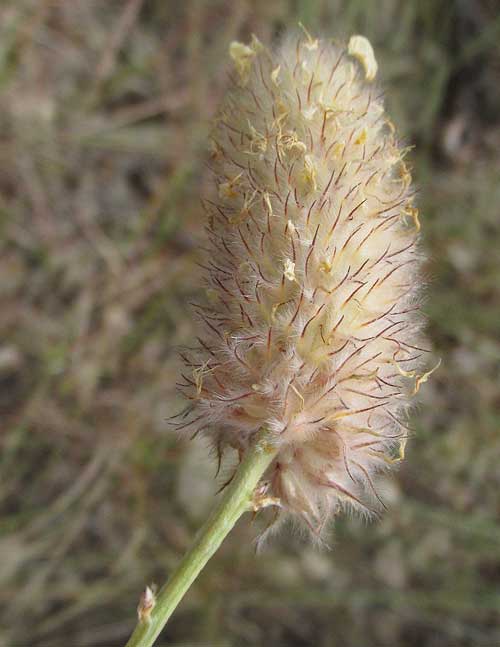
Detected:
[{"left": 1, "top": 1, "right": 499, "bottom": 645}]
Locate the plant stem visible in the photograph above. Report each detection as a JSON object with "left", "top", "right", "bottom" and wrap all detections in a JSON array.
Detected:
[{"left": 124, "top": 429, "right": 278, "bottom": 647}]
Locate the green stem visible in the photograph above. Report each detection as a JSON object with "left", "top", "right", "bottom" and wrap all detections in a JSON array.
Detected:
[{"left": 124, "top": 429, "right": 277, "bottom": 647}]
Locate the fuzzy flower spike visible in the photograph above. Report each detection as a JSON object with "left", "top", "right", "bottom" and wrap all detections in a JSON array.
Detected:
[
  {"left": 180, "top": 31, "right": 432, "bottom": 536},
  {"left": 125, "top": 30, "right": 435, "bottom": 647}
]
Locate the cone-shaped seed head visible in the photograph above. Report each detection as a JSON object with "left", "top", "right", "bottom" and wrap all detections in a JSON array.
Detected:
[{"left": 179, "top": 31, "right": 431, "bottom": 537}]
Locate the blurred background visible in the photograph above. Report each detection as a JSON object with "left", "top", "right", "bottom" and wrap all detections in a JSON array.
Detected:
[{"left": 1, "top": 1, "right": 499, "bottom": 646}]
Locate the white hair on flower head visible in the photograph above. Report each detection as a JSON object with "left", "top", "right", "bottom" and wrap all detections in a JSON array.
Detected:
[{"left": 176, "top": 29, "right": 433, "bottom": 540}]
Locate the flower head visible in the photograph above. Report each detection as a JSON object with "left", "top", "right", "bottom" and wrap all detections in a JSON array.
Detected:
[{"left": 178, "top": 31, "right": 432, "bottom": 537}]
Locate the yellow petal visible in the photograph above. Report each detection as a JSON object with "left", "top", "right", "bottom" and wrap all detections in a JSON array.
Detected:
[
  {"left": 413, "top": 358, "right": 441, "bottom": 394},
  {"left": 348, "top": 35, "right": 378, "bottom": 81}
]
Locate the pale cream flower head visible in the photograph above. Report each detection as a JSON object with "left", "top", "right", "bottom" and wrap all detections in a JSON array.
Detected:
[{"left": 177, "top": 30, "right": 434, "bottom": 539}]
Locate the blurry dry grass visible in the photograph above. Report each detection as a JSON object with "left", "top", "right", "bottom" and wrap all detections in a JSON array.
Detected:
[{"left": 1, "top": 1, "right": 500, "bottom": 646}]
